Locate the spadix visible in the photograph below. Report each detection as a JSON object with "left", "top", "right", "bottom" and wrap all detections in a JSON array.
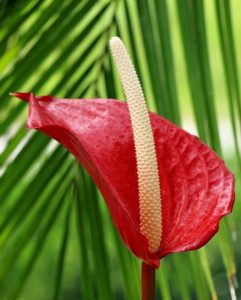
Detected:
[{"left": 109, "top": 37, "right": 162, "bottom": 253}]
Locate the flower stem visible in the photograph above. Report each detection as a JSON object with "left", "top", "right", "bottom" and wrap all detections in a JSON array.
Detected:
[{"left": 142, "top": 261, "right": 156, "bottom": 300}]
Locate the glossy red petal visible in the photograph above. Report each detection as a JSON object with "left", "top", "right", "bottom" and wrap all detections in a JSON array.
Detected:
[{"left": 13, "top": 93, "right": 235, "bottom": 267}]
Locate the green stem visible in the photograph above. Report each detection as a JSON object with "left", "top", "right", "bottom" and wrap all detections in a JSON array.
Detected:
[{"left": 142, "top": 261, "right": 156, "bottom": 300}]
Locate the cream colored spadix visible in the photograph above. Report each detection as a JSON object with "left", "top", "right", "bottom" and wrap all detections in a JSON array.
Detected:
[{"left": 109, "top": 37, "right": 162, "bottom": 253}]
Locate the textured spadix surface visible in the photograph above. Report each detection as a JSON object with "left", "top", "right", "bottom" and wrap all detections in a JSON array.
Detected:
[
  {"left": 13, "top": 93, "right": 234, "bottom": 267},
  {"left": 110, "top": 37, "right": 162, "bottom": 253}
]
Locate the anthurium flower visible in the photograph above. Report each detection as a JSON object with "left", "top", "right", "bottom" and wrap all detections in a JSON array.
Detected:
[{"left": 12, "top": 37, "right": 234, "bottom": 299}]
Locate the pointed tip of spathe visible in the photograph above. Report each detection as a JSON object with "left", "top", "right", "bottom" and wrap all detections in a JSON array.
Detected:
[{"left": 10, "top": 92, "right": 31, "bottom": 102}]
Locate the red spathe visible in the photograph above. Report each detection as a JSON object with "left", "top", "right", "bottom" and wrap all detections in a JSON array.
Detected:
[{"left": 13, "top": 93, "right": 235, "bottom": 267}]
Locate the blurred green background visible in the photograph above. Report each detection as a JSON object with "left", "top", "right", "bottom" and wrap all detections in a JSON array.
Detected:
[{"left": 0, "top": 0, "right": 241, "bottom": 299}]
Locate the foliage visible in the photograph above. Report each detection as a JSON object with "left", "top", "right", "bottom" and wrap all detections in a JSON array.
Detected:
[{"left": 0, "top": 0, "right": 240, "bottom": 299}]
